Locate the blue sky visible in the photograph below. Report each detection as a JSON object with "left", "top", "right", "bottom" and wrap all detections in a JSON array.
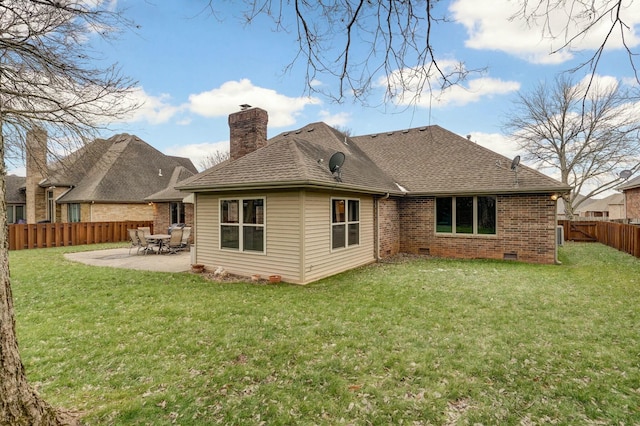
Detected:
[{"left": 12, "top": 0, "right": 639, "bottom": 174}]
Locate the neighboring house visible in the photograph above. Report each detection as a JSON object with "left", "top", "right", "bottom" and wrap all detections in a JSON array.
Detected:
[
  {"left": 23, "top": 129, "right": 197, "bottom": 224},
  {"left": 6, "top": 175, "right": 26, "bottom": 224},
  {"left": 617, "top": 176, "right": 640, "bottom": 223},
  {"left": 177, "top": 106, "right": 570, "bottom": 285},
  {"left": 573, "top": 193, "right": 625, "bottom": 219}
]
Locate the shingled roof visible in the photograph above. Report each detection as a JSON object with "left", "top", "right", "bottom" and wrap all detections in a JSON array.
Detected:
[
  {"left": 178, "top": 121, "right": 569, "bottom": 196},
  {"left": 46, "top": 134, "right": 197, "bottom": 203},
  {"left": 5, "top": 175, "right": 26, "bottom": 204},
  {"left": 178, "top": 122, "right": 401, "bottom": 194},
  {"left": 351, "top": 125, "right": 569, "bottom": 195}
]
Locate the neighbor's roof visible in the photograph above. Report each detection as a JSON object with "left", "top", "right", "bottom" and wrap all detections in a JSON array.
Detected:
[
  {"left": 46, "top": 134, "right": 198, "bottom": 203},
  {"left": 178, "top": 122, "right": 570, "bottom": 196},
  {"left": 574, "top": 193, "right": 624, "bottom": 214},
  {"left": 5, "top": 175, "right": 26, "bottom": 204},
  {"left": 177, "top": 123, "right": 402, "bottom": 194},
  {"left": 145, "top": 166, "right": 196, "bottom": 202}
]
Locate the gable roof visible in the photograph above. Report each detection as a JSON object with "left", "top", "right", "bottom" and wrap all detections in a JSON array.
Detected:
[
  {"left": 574, "top": 193, "right": 624, "bottom": 214},
  {"left": 178, "top": 122, "right": 570, "bottom": 196},
  {"left": 47, "top": 134, "right": 197, "bottom": 203}
]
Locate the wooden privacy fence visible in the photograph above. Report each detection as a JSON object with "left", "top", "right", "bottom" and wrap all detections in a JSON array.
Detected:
[
  {"left": 558, "top": 220, "right": 640, "bottom": 259},
  {"left": 8, "top": 221, "right": 154, "bottom": 250}
]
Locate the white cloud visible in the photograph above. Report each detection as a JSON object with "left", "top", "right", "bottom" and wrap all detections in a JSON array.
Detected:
[
  {"left": 119, "top": 87, "right": 182, "bottom": 124},
  {"left": 165, "top": 141, "right": 229, "bottom": 171},
  {"left": 318, "top": 110, "right": 351, "bottom": 127},
  {"left": 469, "top": 132, "right": 522, "bottom": 160},
  {"left": 383, "top": 64, "right": 520, "bottom": 108},
  {"left": 450, "top": 0, "right": 640, "bottom": 64},
  {"left": 187, "top": 79, "right": 322, "bottom": 127}
]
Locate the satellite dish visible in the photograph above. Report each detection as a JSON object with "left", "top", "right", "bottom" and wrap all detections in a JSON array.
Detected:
[
  {"left": 620, "top": 170, "right": 632, "bottom": 179},
  {"left": 510, "top": 155, "right": 521, "bottom": 171},
  {"left": 329, "top": 152, "right": 345, "bottom": 174},
  {"left": 329, "top": 152, "right": 345, "bottom": 182}
]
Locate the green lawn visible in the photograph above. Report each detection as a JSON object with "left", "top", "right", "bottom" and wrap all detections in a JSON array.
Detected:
[{"left": 10, "top": 242, "right": 640, "bottom": 425}]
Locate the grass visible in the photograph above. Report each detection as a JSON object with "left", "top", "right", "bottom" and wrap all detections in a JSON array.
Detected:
[{"left": 10, "top": 242, "right": 640, "bottom": 425}]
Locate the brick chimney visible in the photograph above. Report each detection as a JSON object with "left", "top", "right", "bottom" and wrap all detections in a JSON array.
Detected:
[
  {"left": 25, "top": 127, "right": 48, "bottom": 223},
  {"left": 229, "top": 105, "right": 268, "bottom": 161}
]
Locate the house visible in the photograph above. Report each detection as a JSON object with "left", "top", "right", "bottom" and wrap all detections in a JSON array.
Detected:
[
  {"left": 177, "top": 106, "right": 571, "bottom": 284},
  {"left": 23, "top": 128, "right": 197, "bottom": 224},
  {"left": 617, "top": 176, "right": 640, "bottom": 223},
  {"left": 573, "top": 193, "right": 625, "bottom": 220},
  {"left": 145, "top": 166, "right": 196, "bottom": 234}
]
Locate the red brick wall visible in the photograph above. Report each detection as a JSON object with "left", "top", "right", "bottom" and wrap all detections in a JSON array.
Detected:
[
  {"left": 229, "top": 107, "right": 268, "bottom": 161},
  {"left": 376, "top": 197, "right": 401, "bottom": 258},
  {"left": 152, "top": 202, "right": 194, "bottom": 242},
  {"left": 395, "top": 194, "right": 557, "bottom": 264},
  {"left": 624, "top": 188, "right": 640, "bottom": 221}
]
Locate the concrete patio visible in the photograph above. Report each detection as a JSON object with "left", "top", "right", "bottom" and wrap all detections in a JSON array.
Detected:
[{"left": 65, "top": 246, "right": 192, "bottom": 273}]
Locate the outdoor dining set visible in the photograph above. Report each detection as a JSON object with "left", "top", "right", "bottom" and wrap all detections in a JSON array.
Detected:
[{"left": 127, "top": 226, "right": 191, "bottom": 255}]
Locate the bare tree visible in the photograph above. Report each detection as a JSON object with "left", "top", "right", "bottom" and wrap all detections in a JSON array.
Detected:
[
  {"left": 207, "top": 1, "right": 637, "bottom": 105},
  {"left": 198, "top": 149, "right": 230, "bottom": 170},
  {"left": 511, "top": 0, "right": 639, "bottom": 94},
  {"left": 504, "top": 76, "right": 640, "bottom": 218},
  {"left": 0, "top": 1, "right": 137, "bottom": 424}
]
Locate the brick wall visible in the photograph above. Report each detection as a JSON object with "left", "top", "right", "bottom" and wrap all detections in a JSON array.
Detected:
[
  {"left": 376, "top": 197, "right": 401, "bottom": 258},
  {"left": 624, "top": 187, "right": 640, "bottom": 220},
  {"left": 80, "top": 203, "right": 154, "bottom": 222},
  {"left": 229, "top": 107, "right": 268, "bottom": 161},
  {"left": 395, "top": 194, "right": 557, "bottom": 264},
  {"left": 152, "top": 202, "right": 194, "bottom": 240}
]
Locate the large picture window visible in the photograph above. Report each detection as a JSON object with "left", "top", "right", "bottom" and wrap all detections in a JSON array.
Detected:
[
  {"left": 332, "top": 198, "right": 359, "bottom": 250},
  {"left": 220, "top": 198, "right": 265, "bottom": 253},
  {"left": 436, "top": 196, "right": 496, "bottom": 235}
]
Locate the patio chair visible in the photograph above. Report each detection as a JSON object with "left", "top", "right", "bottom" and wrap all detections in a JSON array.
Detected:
[
  {"left": 164, "top": 228, "right": 184, "bottom": 254},
  {"left": 128, "top": 229, "right": 140, "bottom": 255},
  {"left": 137, "top": 232, "right": 157, "bottom": 255},
  {"left": 138, "top": 226, "right": 151, "bottom": 238},
  {"left": 180, "top": 227, "right": 191, "bottom": 250}
]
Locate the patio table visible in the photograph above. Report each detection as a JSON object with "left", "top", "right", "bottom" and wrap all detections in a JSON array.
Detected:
[{"left": 146, "top": 234, "right": 171, "bottom": 254}]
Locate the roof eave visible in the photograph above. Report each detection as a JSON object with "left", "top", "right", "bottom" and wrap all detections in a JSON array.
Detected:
[{"left": 178, "top": 180, "right": 404, "bottom": 196}]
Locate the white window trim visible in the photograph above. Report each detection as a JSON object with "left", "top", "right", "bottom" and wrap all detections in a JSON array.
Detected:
[
  {"left": 435, "top": 195, "right": 497, "bottom": 236},
  {"left": 331, "top": 197, "right": 360, "bottom": 252},
  {"left": 219, "top": 197, "right": 266, "bottom": 254}
]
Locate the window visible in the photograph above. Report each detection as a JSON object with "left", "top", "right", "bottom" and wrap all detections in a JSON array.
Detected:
[
  {"left": 47, "top": 190, "right": 55, "bottom": 222},
  {"left": 220, "top": 198, "right": 265, "bottom": 253},
  {"left": 332, "top": 198, "right": 359, "bottom": 250},
  {"left": 7, "top": 205, "right": 25, "bottom": 224},
  {"left": 68, "top": 204, "right": 81, "bottom": 223},
  {"left": 170, "top": 202, "right": 186, "bottom": 224},
  {"left": 436, "top": 196, "right": 496, "bottom": 235}
]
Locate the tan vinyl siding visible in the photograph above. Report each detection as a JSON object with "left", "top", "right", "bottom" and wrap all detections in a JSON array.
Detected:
[
  {"left": 194, "top": 191, "right": 303, "bottom": 283},
  {"left": 302, "top": 191, "right": 375, "bottom": 283}
]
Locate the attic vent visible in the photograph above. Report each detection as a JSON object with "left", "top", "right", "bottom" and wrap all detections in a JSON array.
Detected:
[
  {"left": 387, "top": 132, "right": 394, "bottom": 136},
  {"left": 402, "top": 129, "right": 410, "bottom": 133},
  {"left": 419, "top": 127, "right": 427, "bottom": 131},
  {"left": 283, "top": 132, "right": 290, "bottom": 136},
  {"left": 295, "top": 130, "right": 302, "bottom": 134},
  {"left": 371, "top": 134, "right": 378, "bottom": 138},
  {"left": 307, "top": 127, "right": 315, "bottom": 132}
]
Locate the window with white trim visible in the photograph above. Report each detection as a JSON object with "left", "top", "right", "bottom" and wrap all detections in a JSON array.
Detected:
[
  {"left": 332, "top": 198, "right": 359, "bottom": 249},
  {"left": 68, "top": 203, "right": 81, "bottom": 222},
  {"left": 220, "top": 198, "right": 265, "bottom": 252},
  {"left": 436, "top": 196, "right": 496, "bottom": 235}
]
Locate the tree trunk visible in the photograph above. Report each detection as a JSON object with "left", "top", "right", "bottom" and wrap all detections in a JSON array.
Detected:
[{"left": 0, "top": 137, "right": 70, "bottom": 425}]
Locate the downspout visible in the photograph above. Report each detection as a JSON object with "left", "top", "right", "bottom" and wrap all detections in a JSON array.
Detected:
[
  {"left": 554, "top": 195, "right": 562, "bottom": 265},
  {"left": 376, "top": 193, "right": 390, "bottom": 261}
]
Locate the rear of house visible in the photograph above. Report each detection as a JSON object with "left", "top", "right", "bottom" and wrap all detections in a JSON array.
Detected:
[{"left": 178, "top": 106, "right": 570, "bottom": 284}]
